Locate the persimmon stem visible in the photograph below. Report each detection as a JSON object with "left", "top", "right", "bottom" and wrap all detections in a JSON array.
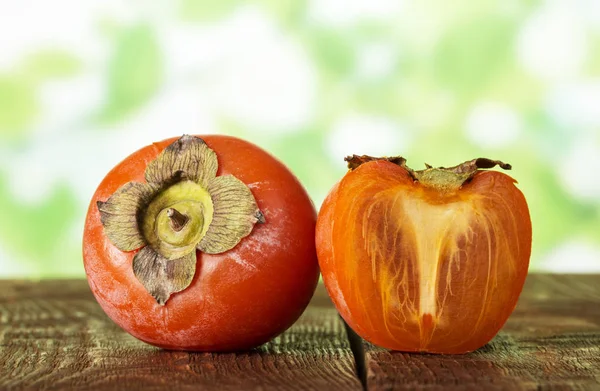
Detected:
[
  {"left": 345, "top": 155, "right": 512, "bottom": 192},
  {"left": 167, "top": 208, "right": 188, "bottom": 232}
]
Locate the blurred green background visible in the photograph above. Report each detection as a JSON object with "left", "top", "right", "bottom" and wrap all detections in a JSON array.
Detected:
[{"left": 0, "top": 0, "right": 599, "bottom": 277}]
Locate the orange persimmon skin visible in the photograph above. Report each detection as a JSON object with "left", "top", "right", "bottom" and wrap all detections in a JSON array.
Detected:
[
  {"left": 316, "top": 160, "right": 532, "bottom": 354},
  {"left": 83, "top": 135, "right": 320, "bottom": 351}
]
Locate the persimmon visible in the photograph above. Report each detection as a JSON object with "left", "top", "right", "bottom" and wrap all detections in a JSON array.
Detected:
[
  {"left": 316, "top": 156, "right": 532, "bottom": 354},
  {"left": 83, "top": 135, "right": 319, "bottom": 351}
]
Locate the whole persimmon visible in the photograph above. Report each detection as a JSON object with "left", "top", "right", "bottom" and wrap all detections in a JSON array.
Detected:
[
  {"left": 83, "top": 135, "right": 319, "bottom": 351},
  {"left": 316, "top": 156, "right": 532, "bottom": 354}
]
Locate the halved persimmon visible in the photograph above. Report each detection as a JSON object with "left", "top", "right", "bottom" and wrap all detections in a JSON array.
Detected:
[{"left": 316, "top": 156, "right": 532, "bottom": 354}]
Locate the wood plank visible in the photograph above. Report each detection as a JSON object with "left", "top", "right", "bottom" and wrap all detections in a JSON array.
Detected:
[
  {"left": 0, "top": 281, "right": 361, "bottom": 391},
  {"left": 361, "top": 274, "right": 600, "bottom": 390}
]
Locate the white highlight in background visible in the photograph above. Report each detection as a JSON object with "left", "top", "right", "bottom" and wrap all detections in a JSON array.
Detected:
[
  {"left": 308, "top": 0, "right": 404, "bottom": 27},
  {"left": 546, "top": 81, "right": 600, "bottom": 130},
  {"left": 540, "top": 241, "right": 600, "bottom": 273},
  {"left": 516, "top": 2, "right": 587, "bottom": 80},
  {"left": 326, "top": 114, "right": 410, "bottom": 160},
  {"left": 465, "top": 102, "right": 521, "bottom": 149},
  {"left": 37, "top": 74, "right": 106, "bottom": 136},
  {"left": 162, "top": 7, "right": 317, "bottom": 134},
  {"left": 559, "top": 137, "right": 600, "bottom": 201},
  {"left": 0, "top": 0, "right": 134, "bottom": 69},
  {"left": 354, "top": 41, "right": 398, "bottom": 82},
  {"left": 214, "top": 9, "right": 316, "bottom": 134}
]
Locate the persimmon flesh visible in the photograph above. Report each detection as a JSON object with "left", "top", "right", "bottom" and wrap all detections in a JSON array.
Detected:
[{"left": 316, "top": 157, "right": 532, "bottom": 354}]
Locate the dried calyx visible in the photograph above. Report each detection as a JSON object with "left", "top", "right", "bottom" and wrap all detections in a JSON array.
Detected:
[
  {"left": 97, "top": 135, "right": 264, "bottom": 305},
  {"left": 345, "top": 155, "right": 511, "bottom": 192}
]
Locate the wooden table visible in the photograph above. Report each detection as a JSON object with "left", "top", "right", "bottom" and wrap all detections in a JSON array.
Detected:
[{"left": 1, "top": 275, "right": 599, "bottom": 390}]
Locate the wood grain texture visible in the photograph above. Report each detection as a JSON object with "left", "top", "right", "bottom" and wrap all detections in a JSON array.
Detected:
[
  {"left": 2, "top": 275, "right": 599, "bottom": 391},
  {"left": 0, "top": 281, "right": 361, "bottom": 391},
  {"left": 362, "top": 274, "right": 600, "bottom": 391}
]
